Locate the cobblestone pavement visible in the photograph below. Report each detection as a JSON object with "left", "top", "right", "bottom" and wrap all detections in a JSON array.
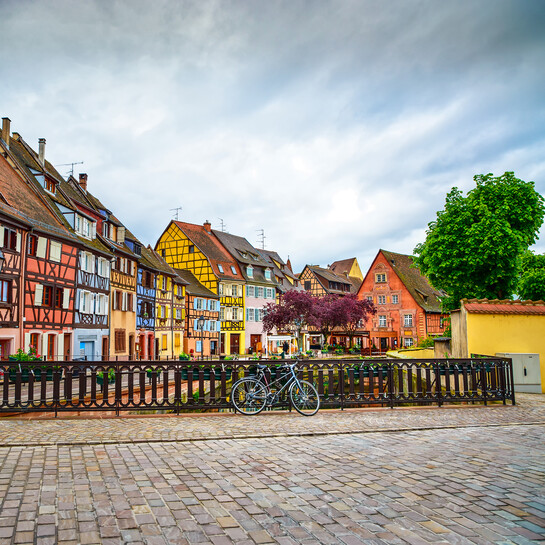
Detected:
[
  {"left": 0, "top": 395, "right": 544, "bottom": 544},
  {"left": 0, "top": 394, "right": 545, "bottom": 446}
]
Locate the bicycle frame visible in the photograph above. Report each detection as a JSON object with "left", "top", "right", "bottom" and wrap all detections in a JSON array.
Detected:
[{"left": 253, "top": 363, "right": 302, "bottom": 405}]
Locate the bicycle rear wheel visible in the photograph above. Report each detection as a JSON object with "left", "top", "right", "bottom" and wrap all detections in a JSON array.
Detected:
[
  {"left": 231, "top": 378, "right": 267, "bottom": 415},
  {"left": 289, "top": 380, "right": 320, "bottom": 416}
]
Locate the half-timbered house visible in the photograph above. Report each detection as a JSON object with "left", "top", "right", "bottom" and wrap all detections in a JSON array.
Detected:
[
  {"left": 299, "top": 265, "right": 355, "bottom": 297},
  {"left": 6, "top": 129, "right": 114, "bottom": 360},
  {"left": 213, "top": 230, "right": 278, "bottom": 354},
  {"left": 258, "top": 250, "right": 302, "bottom": 295},
  {"left": 155, "top": 220, "right": 245, "bottom": 355},
  {"left": 174, "top": 269, "right": 220, "bottom": 358},
  {"left": 357, "top": 249, "right": 448, "bottom": 351}
]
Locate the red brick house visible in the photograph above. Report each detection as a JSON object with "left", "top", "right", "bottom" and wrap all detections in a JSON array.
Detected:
[{"left": 357, "top": 250, "right": 448, "bottom": 351}]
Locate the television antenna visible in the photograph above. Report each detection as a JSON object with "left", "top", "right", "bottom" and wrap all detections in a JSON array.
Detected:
[
  {"left": 170, "top": 207, "right": 182, "bottom": 220},
  {"left": 218, "top": 218, "right": 227, "bottom": 232},
  {"left": 257, "top": 229, "right": 266, "bottom": 249},
  {"left": 55, "top": 161, "right": 84, "bottom": 177}
]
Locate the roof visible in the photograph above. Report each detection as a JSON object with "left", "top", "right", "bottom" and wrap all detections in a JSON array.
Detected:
[
  {"left": 173, "top": 268, "right": 219, "bottom": 298},
  {"left": 173, "top": 221, "right": 243, "bottom": 281},
  {"left": 212, "top": 230, "right": 274, "bottom": 284},
  {"left": 0, "top": 153, "right": 79, "bottom": 242},
  {"left": 380, "top": 250, "right": 443, "bottom": 313},
  {"left": 329, "top": 257, "right": 363, "bottom": 292},
  {"left": 305, "top": 265, "right": 354, "bottom": 295},
  {"left": 463, "top": 299, "right": 545, "bottom": 315}
]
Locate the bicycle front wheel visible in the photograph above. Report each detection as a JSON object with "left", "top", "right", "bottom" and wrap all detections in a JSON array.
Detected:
[
  {"left": 289, "top": 380, "right": 320, "bottom": 416},
  {"left": 231, "top": 378, "right": 267, "bottom": 415}
]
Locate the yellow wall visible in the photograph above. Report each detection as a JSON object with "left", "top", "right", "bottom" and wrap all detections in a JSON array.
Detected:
[
  {"left": 466, "top": 312, "right": 545, "bottom": 393},
  {"left": 388, "top": 348, "right": 435, "bottom": 359}
]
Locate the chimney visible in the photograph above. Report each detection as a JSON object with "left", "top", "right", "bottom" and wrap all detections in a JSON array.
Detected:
[
  {"left": 203, "top": 220, "right": 211, "bottom": 233},
  {"left": 38, "top": 138, "right": 46, "bottom": 166},
  {"left": 1, "top": 118, "right": 10, "bottom": 149},
  {"left": 78, "top": 173, "right": 88, "bottom": 192}
]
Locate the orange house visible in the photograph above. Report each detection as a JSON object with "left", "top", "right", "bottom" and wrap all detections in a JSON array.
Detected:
[{"left": 358, "top": 250, "right": 448, "bottom": 351}]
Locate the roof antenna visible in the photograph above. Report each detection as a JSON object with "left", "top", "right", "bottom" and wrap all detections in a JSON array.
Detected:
[
  {"left": 257, "top": 229, "right": 266, "bottom": 249},
  {"left": 55, "top": 161, "right": 84, "bottom": 178},
  {"left": 218, "top": 218, "right": 226, "bottom": 232},
  {"left": 170, "top": 207, "right": 182, "bottom": 221}
]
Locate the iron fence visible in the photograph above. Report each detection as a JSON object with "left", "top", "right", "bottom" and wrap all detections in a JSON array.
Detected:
[{"left": 0, "top": 358, "right": 514, "bottom": 416}]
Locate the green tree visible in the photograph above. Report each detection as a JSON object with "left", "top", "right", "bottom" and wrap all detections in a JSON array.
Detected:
[
  {"left": 518, "top": 251, "right": 545, "bottom": 301},
  {"left": 414, "top": 172, "right": 545, "bottom": 311}
]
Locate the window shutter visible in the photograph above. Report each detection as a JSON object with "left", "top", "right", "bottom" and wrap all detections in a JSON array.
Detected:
[
  {"left": 217, "top": 321, "right": 221, "bottom": 331},
  {"left": 0, "top": 226, "right": 4, "bottom": 246},
  {"left": 34, "top": 284, "right": 43, "bottom": 306},
  {"left": 36, "top": 237, "right": 47, "bottom": 259},
  {"left": 15, "top": 232, "right": 21, "bottom": 252},
  {"left": 63, "top": 288, "right": 70, "bottom": 309},
  {"left": 194, "top": 319, "right": 198, "bottom": 330}
]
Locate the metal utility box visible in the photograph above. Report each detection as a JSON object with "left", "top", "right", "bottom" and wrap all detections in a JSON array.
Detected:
[{"left": 496, "top": 353, "right": 542, "bottom": 393}]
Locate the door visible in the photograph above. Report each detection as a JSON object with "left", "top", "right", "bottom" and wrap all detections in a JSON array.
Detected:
[
  {"left": 47, "top": 334, "right": 56, "bottom": 361},
  {"left": 380, "top": 337, "right": 388, "bottom": 351},
  {"left": 148, "top": 335, "right": 154, "bottom": 360},
  {"left": 220, "top": 333, "right": 225, "bottom": 354},
  {"left": 250, "top": 335, "right": 261, "bottom": 353},
  {"left": 80, "top": 341, "right": 95, "bottom": 360},
  {"left": 129, "top": 334, "right": 135, "bottom": 360},
  {"left": 210, "top": 340, "right": 217, "bottom": 356},
  {"left": 64, "top": 334, "right": 71, "bottom": 361},
  {"left": 102, "top": 337, "right": 108, "bottom": 361},
  {"left": 230, "top": 334, "right": 240, "bottom": 355}
]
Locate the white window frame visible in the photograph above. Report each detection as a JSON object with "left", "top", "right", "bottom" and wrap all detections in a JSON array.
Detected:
[
  {"left": 404, "top": 337, "right": 414, "bottom": 347},
  {"left": 392, "top": 294, "right": 399, "bottom": 304},
  {"left": 378, "top": 315, "right": 387, "bottom": 327},
  {"left": 378, "top": 295, "right": 386, "bottom": 305},
  {"left": 404, "top": 314, "right": 413, "bottom": 327},
  {"left": 376, "top": 273, "right": 386, "bottom": 283}
]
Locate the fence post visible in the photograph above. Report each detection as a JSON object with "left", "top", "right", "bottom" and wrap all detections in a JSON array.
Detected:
[
  {"left": 435, "top": 361, "right": 443, "bottom": 407},
  {"left": 339, "top": 361, "right": 344, "bottom": 411},
  {"left": 388, "top": 362, "right": 395, "bottom": 409},
  {"left": 508, "top": 357, "right": 516, "bottom": 405}
]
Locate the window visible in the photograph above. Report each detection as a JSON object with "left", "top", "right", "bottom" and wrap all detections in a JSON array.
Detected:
[
  {"left": 47, "top": 334, "right": 56, "bottom": 359},
  {"left": 257, "top": 287, "right": 264, "bottom": 298},
  {"left": 378, "top": 295, "right": 386, "bottom": 305},
  {"left": 2, "top": 228, "right": 17, "bottom": 250},
  {"left": 266, "top": 288, "right": 274, "bottom": 299},
  {"left": 247, "top": 285, "right": 255, "bottom": 297},
  {"left": 404, "top": 314, "right": 413, "bottom": 327},
  {"left": 43, "top": 286, "right": 53, "bottom": 307},
  {"left": 30, "top": 333, "right": 39, "bottom": 352},
  {"left": 230, "top": 266, "right": 237, "bottom": 275},
  {"left": 196, "top": 298, "right": 204, "bottom": 310},
  {"left": 115, "top": 330, "right": 126, "bottom": 352},
  {"left": 247, "top": 266, "right": 253, "bottom": 278},
  {"left": 404, "top": 338, "right": 414, "bottom": 347},
  {"left": 188, "top": 245, "right": 194, "bottom": 254},
  {"left": 27, "top": 235, "right": 38, "bottom": 256},
  {"left": 175, "top": 308, "right": 182, "bottom": 320},
  {"left": 258, "top": 309, "right": 264, "bottom": 322},
  {"left": 232, "top": 285, "right": 238, "bottom": 297},
  {"left": 209, "top": 321, "right": 216, "bottom": 331},
  {"left": 45, "top": 178, "right": 56, "bottom": 194},
  {"left": 366, "top": 295, "right": 373, "bottom": 302},
  {"left": 264, "top": 269, "right": 271, "bottom": 281},
  {"left": 218, "top": 264, "right": 224, "bottom": 273},
  {"left": 392, "top": 294, "right": 399, "bottom": 304},
  {"left": 232, "top": 307, "right": 239, "bottom": 321},
  {"left": 55, "top": 288, "right": 64, "bottom": 309},
  {"left": 378, "top": 315, "right": 387, "bottom": 327},
  {"left": 218, "top": 283, "right": 224, "bottom": 295},
  {"left": 0, "top": 280, "right": 11, "bottom": 303},
  {"left": 161, "top": 249, "right": 165, "bottom": 257},
  {"left": 304, "top": 281, "right": 311, "bottom": 290},
  {"left": 375, "top": 273, "right": 386, "bottom": 283},
  {"left": 220, "top": 307, "right": 225, "bottom": 320},
  {"left": 160, "top": 305, "right": 166, "bottom": 319}
]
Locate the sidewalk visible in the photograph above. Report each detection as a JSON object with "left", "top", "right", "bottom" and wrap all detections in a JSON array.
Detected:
[{"left": 0, "top": 394, "right": 543, "bottom": 545}]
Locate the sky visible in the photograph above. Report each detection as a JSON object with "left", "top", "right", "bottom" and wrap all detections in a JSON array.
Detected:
[{"left": 1, "top": 0, "right": 544, "bottom": 275}]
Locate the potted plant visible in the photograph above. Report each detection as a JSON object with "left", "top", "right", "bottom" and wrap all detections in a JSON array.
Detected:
[
  {"left": 179, "top": 352, "right": 190, "bottom": 361},
  {"left": 96, "top": 368, "right": 115, "bottom": 386},
  {"left": 8, "top": 347, "right": 42, "bottom": 382}
]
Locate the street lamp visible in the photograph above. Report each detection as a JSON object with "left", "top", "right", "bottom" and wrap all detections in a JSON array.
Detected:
[{"left": 197, "top": 315, "right": 205, "bottom": 361}]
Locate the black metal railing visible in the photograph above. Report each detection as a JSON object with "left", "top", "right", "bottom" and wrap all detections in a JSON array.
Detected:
[{"left": 0, "top": 358, "right": 514, "bottom": 415}]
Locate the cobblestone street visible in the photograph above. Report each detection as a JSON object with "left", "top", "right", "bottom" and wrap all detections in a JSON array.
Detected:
[{"left": 0, "top": 395, "right": 544, "bottom": 544}]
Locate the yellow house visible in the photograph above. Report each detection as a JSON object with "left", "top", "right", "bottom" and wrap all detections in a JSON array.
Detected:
[
  {"left": 451, "top": 298, "right": 545, "bottom": 393},
  {"left": 155, "top": 220, "right": 245, "bottom": 355}
]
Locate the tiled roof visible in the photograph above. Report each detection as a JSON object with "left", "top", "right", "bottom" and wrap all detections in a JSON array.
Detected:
[
  {"left": 380, "top": 250, "right": 443, "bottom": 313},
  {"left": 464, "top": 299, "right": 545, "bottom": 315},
  {"left": 305, "top": 265, "right": 354, "bottom": 294},
  {"left": 173, "top": 221, "right": 242, "bottom": 281},
  {"left": 329, "top": 258, "right": 363, "bottom": 292},
  {"left": 212, "top": 230, "right": 275, "bottom": 285},
  {"left": 173, "top": 268, "right": 219, "bottom": 298}
]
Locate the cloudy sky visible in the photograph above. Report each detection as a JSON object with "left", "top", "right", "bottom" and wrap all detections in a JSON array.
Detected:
[{"left": 2, "top": 0, "right": 544, "bottom": 274}]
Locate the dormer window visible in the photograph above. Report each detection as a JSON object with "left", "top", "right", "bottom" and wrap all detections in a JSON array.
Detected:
[
  {"left": 264, "top": 269, "right": 271, "bottom": 281},
  {"left": 45, "top": 178, "right": 56, "bottom": 194},
  {"left": 246, "top": 266, "right": 253, "bottom": 278},
  {"left": 231, "top": 266, "right": 237, "bottom": 275},
  {"left": 218, "top": 264, "right": 224, "bottom": 273},
  {"left": 133, "top": 244, "right": 141, "bottom": 256}
]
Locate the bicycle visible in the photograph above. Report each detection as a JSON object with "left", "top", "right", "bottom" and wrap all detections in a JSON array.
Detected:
[{"left": 230, "top": 361, "right": 320, "bottom": 416}]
